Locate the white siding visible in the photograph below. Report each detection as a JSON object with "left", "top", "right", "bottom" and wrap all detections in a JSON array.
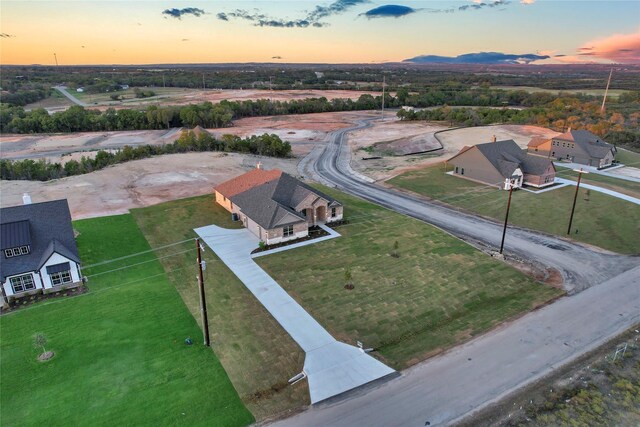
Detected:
[
  {"left": 3, "top": 271, "right": 43, "bottom": 297},
  {"left": 40, "top": 253, "right": 81, "bottom": 289}
]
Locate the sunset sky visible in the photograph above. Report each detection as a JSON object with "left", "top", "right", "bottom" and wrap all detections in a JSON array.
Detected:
[{"left": 1, "top": 1, "right": 639, "bottom": 65}]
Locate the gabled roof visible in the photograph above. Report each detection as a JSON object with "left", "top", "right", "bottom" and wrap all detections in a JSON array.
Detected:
[
  {"left": 452, "top": 139, "right": 555, "bottom": 179},
  {"left": 527, "top": 137, "right": 548, "bottom": 148},
  {"left": 227, "top": 170, "right": 341, "bottom": 230},
  {"left": 0, "top": 199, "right": 80, "bottom": 281},
  {"left": 215, "top": 168, "right": 282, "bottom": 198},
  {"left": 553, "top": 129, "right": 615, "bottom": 160}
]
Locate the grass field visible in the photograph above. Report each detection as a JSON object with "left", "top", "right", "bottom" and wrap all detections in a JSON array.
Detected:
[
  {"left": 388, "top": 164, "right": 640, "bottom": 254},
  {"left": 131, "top": 195, "right": 309, "bottom": 420},
  {"left": 0, "top": 215, "right": 253, "bottom": 427},
  {"left": 255, "top": 187, "right": 563, "bottom": 369},
  {"left": 72, "top": 87, "right": 194, "bottom": 105},
  {"left": 490, "top": 86, "right": 629, "bottom": 99}
]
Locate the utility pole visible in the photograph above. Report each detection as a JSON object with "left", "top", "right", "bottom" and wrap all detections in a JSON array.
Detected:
[
  {"left": 53, "top": 53, "right": 59, "bottom": 67},
  {"left": 567, "top": 169, "right": 588, "bottom": 235},
  {"left": 196, "top": 238, "right": 210, "bottom": 346},
  {"left": 600, "top": 68, "right": 613, "bottom": 114},
  {"left": 499, "top": 182, "right": 515, "bottom": 254},
  {"left": 162, "top": 73, "right": 166, "bottom": 89},
  {"left": 381, "top": 75, "right": 385, "bottom": 120},
  {"left": 202, "top": 73, "right": 206, "bottom": 90}
]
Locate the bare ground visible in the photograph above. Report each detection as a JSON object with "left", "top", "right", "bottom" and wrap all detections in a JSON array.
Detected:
[
  {"left": 0, "top": 152, "right": 298, "bottom": 219},
  {"left": 347, "top": 122, "right": 559, "bottom": 182}
]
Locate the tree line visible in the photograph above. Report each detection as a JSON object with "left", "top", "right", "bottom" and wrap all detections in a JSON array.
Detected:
[
  {"left": 2, "top": 87, "right": 619, "bottom": 135},
  {"left": 398, "top": 95, "right": 640, "bottom": 151},
  {"left": 0, "top": 132, "right": 291, "bottom": 181}
]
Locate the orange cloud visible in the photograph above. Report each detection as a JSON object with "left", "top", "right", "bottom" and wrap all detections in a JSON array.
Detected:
[
  {"left": 520, "top": 0, "right": 535, "bottom": 4},
  {"left": 582, "top": 29, "right": 640, "bottom": 63}
]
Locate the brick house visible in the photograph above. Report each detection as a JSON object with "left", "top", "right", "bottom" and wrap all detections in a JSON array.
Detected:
[
  {"left": 527, "top": 129, "right": 616, "bottom": 168},
  {"left": 1, "top": 197, "right": 82, "bottom": 306},
  {"left": 448, "top": 139, "right": 556, "bottom": 190},
  {"left": 214, "top": 166, "right": 343, "bottom": 244}
]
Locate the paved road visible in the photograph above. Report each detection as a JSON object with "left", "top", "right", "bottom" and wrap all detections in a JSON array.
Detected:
[
  {"left": 301, "top": 119, "right": 638, "bottom": 294},
  {"left": 195, "top": 225, "right": 394, "bottom": 404},
  {"left": 273, "top": 265, "right": 640, "bottom": 427},
  {"left": 53, "top": 86, "right": 88, "bottom": 107}
]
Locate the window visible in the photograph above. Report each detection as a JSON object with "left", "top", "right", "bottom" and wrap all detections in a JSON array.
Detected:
[
  {"left": 455, "top": 166, "right": 459, "bottom": 174},
  {"left": 4, "top": 245, "right": 30, "bottom": 258},
  {"left": 331, "top": 207, "right": 337, "bottom": 218},
  {"left": 283, "top": 225, "right": 294, "bottom": 237},
  {"left": 50, "top": 270, "right": 72, "bottom": 286},
  {"left": 544, "top": 176, "right": 551, "bottom": 183},
  {"left": 10, "top": 274, "right": 35, "bottom": 293},
  {"left": 461, "top": 168, "right": 465, "bottom": 175}
]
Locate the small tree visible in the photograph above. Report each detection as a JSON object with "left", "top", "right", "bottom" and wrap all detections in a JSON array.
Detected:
[
  {"left": 584, "top": 189, "right": 591, "bottom": 201},
  {"left": 344, "top": 267, "right": 354, "bottom": 290},
  {"left": 391, "top": 240, "right": 400, "bottom": 258},
  {"left": 33, "top": 332, "right": 48, "bottom": 355}
]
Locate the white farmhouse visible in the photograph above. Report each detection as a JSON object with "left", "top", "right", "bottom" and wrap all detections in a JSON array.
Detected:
[{"left": 1, "top": 198, "right": 82, "bottom": 307}]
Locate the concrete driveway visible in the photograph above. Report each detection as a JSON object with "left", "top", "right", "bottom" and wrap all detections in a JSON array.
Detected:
[{"left": 194, "top": 225, "right": 395, "bottom": 404}]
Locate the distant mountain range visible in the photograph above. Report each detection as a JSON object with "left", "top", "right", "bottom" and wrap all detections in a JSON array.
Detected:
[{"left": 403, "top": 52, "right": 550, "bottom": 64}]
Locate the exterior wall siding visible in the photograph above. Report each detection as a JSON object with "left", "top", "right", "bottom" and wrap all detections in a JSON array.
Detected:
[
  {"left": 265, "top": 222, "right": 308, "bottom": 245},
  {"left": 449, "top": 147, "right": 504, "bottom": 188},
  {"left": 215, "top": 191, "right": 234, "bottom": 212},
  {"left": 3, "top": 271, "right": 43, "bottom": 298},
  {"left": 326, "top": 205, "right": 343, "bottom": 223},
  {"left": 40, "top": 253, "right": 82, "bottom": 290}
]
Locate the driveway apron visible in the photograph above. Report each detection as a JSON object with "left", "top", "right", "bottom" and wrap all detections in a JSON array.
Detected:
[{"left": 194, "top": 224, "right": 395, "bottom": 403}]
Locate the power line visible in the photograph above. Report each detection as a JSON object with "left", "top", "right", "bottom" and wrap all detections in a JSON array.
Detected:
[{"left": 82, "top": 237, "right": 196, "bottom": 269}]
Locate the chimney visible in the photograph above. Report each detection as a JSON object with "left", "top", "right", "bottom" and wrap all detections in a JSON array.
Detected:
[
  {"left": 256, "top": 161, "right": 262, "bottom": 170},
  {"left": 492, "top": 135, "right": 497, "bottom": 143},
  {"left": 22, "top": 193, "right": 32, "bottom": 205}
]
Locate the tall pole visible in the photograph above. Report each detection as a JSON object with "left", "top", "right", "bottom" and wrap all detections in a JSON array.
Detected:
[
  {"left": 499, "top": 183, "right": 514, "bottom": 254},
  {"left": 202, "top": 73, "right": 205, "bottom": 90},
  {"left": 381, "top": 75, "right": 385, "bottom": 120},
  {"left": 600, "top": 68, "right": 613, "bottom": 114},
  {"left": 567, "top": 169, "right": 586, "bottom": 235},
  {"left": 196, "top": 238, "right": 210, "bottom": 346}
]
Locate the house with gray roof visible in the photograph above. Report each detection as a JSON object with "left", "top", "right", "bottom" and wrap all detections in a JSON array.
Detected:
[
  {"left": 448, "top": 139, "right": 556, "bottom": 190},
  {"left": 0, "top": 197, "right": 82, "bottom": 305},
  {"left": 527, "top": 129, "right": 616, "bottom": 168},
  {"left": 214, "top": 166, "right": 343, "bottom": 244}
]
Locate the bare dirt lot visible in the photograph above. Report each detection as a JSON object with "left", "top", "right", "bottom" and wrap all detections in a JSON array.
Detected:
[
  {"left": 0, "top": 153, "right": 298, "bottom": 219},
  {"left": 347, "top": 122, "right": 558, "bottom": 182},
  {"left": 0, "top": 111, "right": 379, "bottom": 163}
]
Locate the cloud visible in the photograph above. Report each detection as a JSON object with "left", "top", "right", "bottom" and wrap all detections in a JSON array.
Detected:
[
  {"left": 217, "top": 0, "right": 367, "bottom": 28},
  {"left": 362, "top": 5, "right": 418, "bottom": 18},
  {"left": 182, "top": 39, "right": 189, "bottom": 42},
  {"left": 162, "top": 7, "right": 205, "bottom": 19},
  {"left": 580, "top": 30, "right": 640, "bottom": 63},
  {"left": 404, "top": 51, "right": 549, "bottom": 64},
  {"left": 520, "top": 0, "right": 535, "bottom": 4},
  {"left": 459, "top": 0, "right": 509, "bottom": 11},
  {"left": 272, "top": 56, "right": 283, "bottom": 59},
  {"left": 0, "top": 33, "right": 15, "bottom": 38}
]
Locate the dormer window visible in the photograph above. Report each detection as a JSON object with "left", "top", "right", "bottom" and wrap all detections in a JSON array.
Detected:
[{"left": 4, "top": 246, "right": 30, "bottom": 258}]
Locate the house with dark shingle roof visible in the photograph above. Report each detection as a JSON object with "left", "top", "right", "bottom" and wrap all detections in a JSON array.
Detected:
[
  {"left": 527, "top": 129, "right": 616, "bottom": 168},
  {"left": 214, "top": 166, "right": 343, "bottom": 244},
  {"left": 0, "top": 198, "right": 82, "bottom": 305},
  {"left": 448, "top": 139, "right": 556, "bottom": 190}
]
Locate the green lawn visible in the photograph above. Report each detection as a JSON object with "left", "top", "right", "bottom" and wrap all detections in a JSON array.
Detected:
[
  {"left": 255, "top": 187, "right": 563, "bottom": 369},
  {"left": 388, "top": 164, "right": 640, "bottom": 254},
  {"left": 489, "top": 86, "right": 629, "bottom": 98},
  {"left": 0, "top": 214, "right": 253, "bottom": 427},
  {"left": 131, "top": 195, "right": 309, "bottom": 420}
]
